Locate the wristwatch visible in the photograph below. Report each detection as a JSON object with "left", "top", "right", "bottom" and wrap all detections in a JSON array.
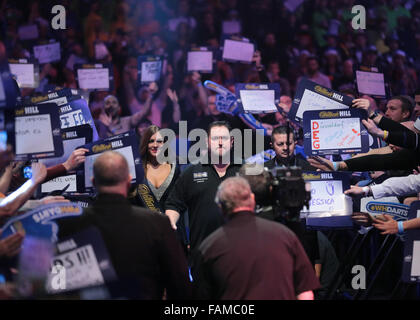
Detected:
[{"left": 369, "top": 110, "right": 380, "bottom": 120}]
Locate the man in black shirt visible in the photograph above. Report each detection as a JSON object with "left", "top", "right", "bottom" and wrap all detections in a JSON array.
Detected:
[
  {"left": 265, "top": 125, "right": 316, "bottom": 170},
  {"left": 165, "top": 121, "right": 242, "bottom": 256}
]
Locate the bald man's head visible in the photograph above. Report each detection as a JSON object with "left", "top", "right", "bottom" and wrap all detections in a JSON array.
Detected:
[
  {"left": 215, "top": 176, "right": 255, "bottom": 215},
  {"left": 93, "top": 151, "right": 130, "bottom": 187}
]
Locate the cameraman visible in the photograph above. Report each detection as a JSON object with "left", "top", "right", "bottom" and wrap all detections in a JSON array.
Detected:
[
  {"left": 239, "top": 164, "right": 340, "bottom": 299},
  {"left": 239, "top": 164, "right": 319, "bottom": 266}
]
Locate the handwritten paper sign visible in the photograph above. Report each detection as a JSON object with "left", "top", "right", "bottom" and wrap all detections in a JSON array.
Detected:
[
  {"left": 356, "top": 70, "right": 386, "bottom": 98},
  {"left": 15, "top": 114, "right": 54, "bottom": 154},
  {"left": 9, "top": 60, "right": 38, "bottom": 88},
  {"left": 298, "top": 89, "right": 349, "bottom": 119},
  {"left": 11, "top": 103, "right": 63, "bottom": 160},
  {"left": 187, "top": 50, "right": 213, "bottom": 73},
  {"left": 33, "top": 41, "right": 61, "bottom": 64},
  {"left": 235, "top": 83, "right": 280, "bottom": 113},
  {"left": 77, "top": 67, "right": 110, "bottom": 90},
  {"left": 222, "top": 38, "right": 254, "bottom": 63},
  {"left": 300, "top": 172, "right": 353, "bottom": 223},
  {"left": 47, "top": 227, "right": 117, "bottom": 294},
  {"left": 138, "top": 56, "right": 162, "bottom": 84},
  {"left": 303, "top": 108, "right": 369, "bottom": 155},
  {"left": 240, "top": 90, "right": 276, "bottom": 112},
  {"left": 305, "top": 180, "right": 345, "bottom": 213},
  {"left": 289, "top": 79, "right": 353, "bottom": 124},
  {"left": 41, "top": 174, "right": 78, "bottom": 194}
]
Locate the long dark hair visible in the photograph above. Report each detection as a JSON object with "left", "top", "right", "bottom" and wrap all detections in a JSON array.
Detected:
[{"left": 140, "top": 125, "right": 160, "bottom": 171}]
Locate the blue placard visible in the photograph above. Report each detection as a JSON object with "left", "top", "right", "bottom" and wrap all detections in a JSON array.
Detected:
[
  {"left": 303, "top": 108, "right": 369, "bottom": 156},
  {"left": 402, "top": 201, "right": 420, "bottom": 283},
  {"left": 137, "top": 55, "right": 163, "bottom": 84},
  {"left": 0, "top": 202, "right": 83, "bottom": 242},
  {"left": 289, "top": 79, "right": 354, "bottom": 124},
  {"left": 7, "top": 103, "right": 64, "bottom": 160},
  {"left": 77, "top": 131, "right": 144, "bottom": 193},
  {"left": 59, "top": 98, "right": 99, "bottom": 142},
  {"left": 75, "top": 63, "right": 114, "bottom": 91},
  {"left": 235, "top": 83, "right": 280, "bottom": 114}
]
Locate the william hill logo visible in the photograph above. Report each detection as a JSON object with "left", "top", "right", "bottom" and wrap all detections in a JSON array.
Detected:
[
  {"left": 314, "top": 86, "right": 343, "bottom": 101},
  {"left": 367, "top": 202, "right": 409, "bottom": 218},
  {"left": 319, "top": 111, "right": 339, "bottom": 118}
]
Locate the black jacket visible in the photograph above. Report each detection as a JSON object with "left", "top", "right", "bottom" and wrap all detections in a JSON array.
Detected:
[{"left": 58, "top": 193, "right": 192, "bottom": 300}]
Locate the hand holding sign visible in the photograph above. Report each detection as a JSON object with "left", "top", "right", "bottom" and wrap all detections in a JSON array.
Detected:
[
  {"left": 63, "top": 148, "right": 89, "bottom": 172},
  {"left": 372, "top": 214, "right": 399, "bottom": 234},
  {"left": 40, "top": 196, "right": 70, "bottom": 205},
  {"left": 361, "top": 118, "right": 384, "bottom": 138},
  {"left": 351, "top": 98, "right": 371, "bottom": 112},
  {"left": 31, "top": 162, "right": 48, "bottom": 185},
  {"left": 307, "top": 156, "right": 334, "bottom": 171},
  {"left": 344, "top": 185, "right": 365, "bottom": 196}
]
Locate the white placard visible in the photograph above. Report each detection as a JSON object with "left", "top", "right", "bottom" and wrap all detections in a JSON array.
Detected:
[
  {"left": 240, "top": 90, "right": 277, "bottom": 112},
  {"left": 411, "top": 241, "right": 420, "bottom": 277},
  {"left": 297, "top": 89, "right": 348, "bottom": 119},
  {"left": 77, "top": 68, "right": 110, "bottom": 90},
  {"left": 222, "top": 21, "right": 241, "bottom": 34},
  {"left": 46, "top": 244, "right": 104, "bottom": 293},
  {"left": 187, "top": 51, "right": 213, "bottom": 72},
  {"left": 60, "top": 109, "right": 86, "bottom": 129},
  {"left": 311, "top": 118, "right": 362, "bottom": 150},
  {"left": 301, "top": 180, "right": 345, "bottom": 213},
  {"left": 33, "top": 42, "right": 61, "bottom": 64},
  {"left": 356, "top": 70, "right": 386, "bottom": 96},
  {"left": 140, "top": 60, "right": 162, "bottom": 83},
  {"left": 41, "top": 174, "right": 77, "bottom": 193},
  {"left": 9, "top": 63, "right": 35, "bottom": 88},
  {"left": 84, "top": 145, "right": 136, "bottom": 188},
  {"left": 18, "top": 24, "right": 39, "bottom": 41},
  {"left": 40, "top": 137, "right": 86, "bottom": 168},
  {"left": 222, "top": 39, "right": 254, "bottom": 63},
  {"left": 15, "top": 114, "right": 54, "bottom": 155}
]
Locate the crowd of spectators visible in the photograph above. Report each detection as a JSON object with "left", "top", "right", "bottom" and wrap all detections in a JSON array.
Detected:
[
  {"left": 0, "top": 0, "right": 420, "bottom": 300},
  {"left": 1, "top": 0, "right": 419, "bottom": 133}
]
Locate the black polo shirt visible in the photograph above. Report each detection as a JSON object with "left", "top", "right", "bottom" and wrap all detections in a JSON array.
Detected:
[{"left": 165, "top": 162, "right": 242, "bottom": 253}]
